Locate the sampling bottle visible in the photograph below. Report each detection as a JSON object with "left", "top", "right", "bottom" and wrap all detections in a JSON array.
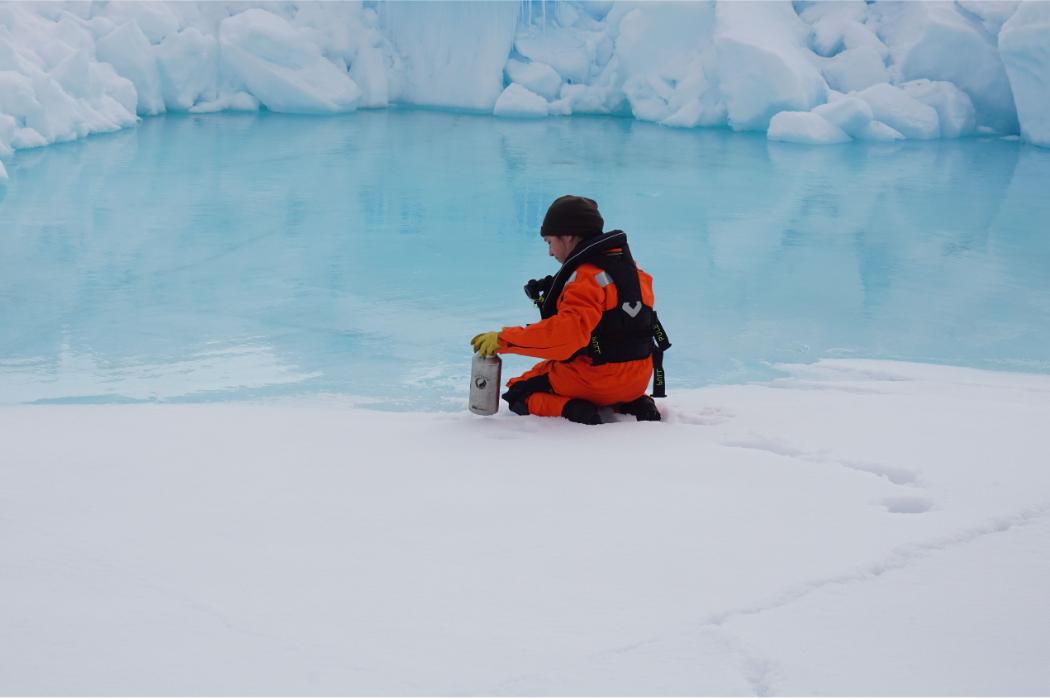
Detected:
[{"left": 469, "top": 353, "right": 501, "bottom": 415}]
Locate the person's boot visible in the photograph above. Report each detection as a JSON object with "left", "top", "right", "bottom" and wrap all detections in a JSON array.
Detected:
[
  {"left": 616, "top": 395, "right": 661, "bottom": 421},
  {"left": 561, "top": 398, "right": 603, "bottom": 425}
]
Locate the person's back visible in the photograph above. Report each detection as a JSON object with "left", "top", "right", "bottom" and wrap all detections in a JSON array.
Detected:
[{"left": 471, "top": 196, "right": 668, "bottom": 425}]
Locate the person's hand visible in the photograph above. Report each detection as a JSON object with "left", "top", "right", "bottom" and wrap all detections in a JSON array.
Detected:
[{"left": 471, "top": 331, "right": 501, "bottom": 357}]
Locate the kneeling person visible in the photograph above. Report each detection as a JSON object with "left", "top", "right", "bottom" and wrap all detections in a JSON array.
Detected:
[{"left": 471, "top": 195, "right": 669, "bottom": 425}]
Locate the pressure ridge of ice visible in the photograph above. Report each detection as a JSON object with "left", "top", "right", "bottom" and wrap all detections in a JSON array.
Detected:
[{"left": 1, "top": 0, "right": 1049, "bottom": 180}]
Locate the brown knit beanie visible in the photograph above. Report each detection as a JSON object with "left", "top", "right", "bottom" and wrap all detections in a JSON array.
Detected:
[{"left": 540, "top": 195, "right": 604, "bottom": 239}]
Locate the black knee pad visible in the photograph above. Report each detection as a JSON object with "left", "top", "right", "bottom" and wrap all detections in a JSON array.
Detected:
[
  {"left": 502, "top": 374, "right": 553, "bottom": 408},
  {"left": 508, "top": 399, "right": 530, "bottom": 416}
]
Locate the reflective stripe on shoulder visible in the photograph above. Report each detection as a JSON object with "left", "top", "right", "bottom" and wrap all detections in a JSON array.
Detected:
[
  {"left": 594, "top": 270, "right": 613, "bottom": 288},
  {"left": 567, "top": 271, "right": 577, "bottom": 284}
]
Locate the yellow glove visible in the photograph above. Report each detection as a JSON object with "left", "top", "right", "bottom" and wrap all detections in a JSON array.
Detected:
[{"left": 471, "top": 331, "right": 501, "bottom": 357}]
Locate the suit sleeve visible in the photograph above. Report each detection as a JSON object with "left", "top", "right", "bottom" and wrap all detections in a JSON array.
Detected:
[{"left": 498, "top": 273, "right": 605, "bottom": 361}]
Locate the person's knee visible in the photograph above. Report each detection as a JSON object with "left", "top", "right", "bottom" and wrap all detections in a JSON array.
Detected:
[
  {"left": 502, "top": 373, "right": 553, "bottom": 414},
  {"left": 525, "top": 391, "right": 570, "bottom": 418},
  {"left": 522, "top": 393, "right": 602, "bottom": 425}
]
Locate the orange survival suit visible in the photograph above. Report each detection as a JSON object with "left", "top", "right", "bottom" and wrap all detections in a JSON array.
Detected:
[{"left": 496, "top": 230, "right": 670, "bottom": 417}]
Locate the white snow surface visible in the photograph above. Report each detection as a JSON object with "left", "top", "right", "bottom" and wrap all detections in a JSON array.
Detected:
[
  {"left": 1, "top": 0, "right": 1049, "bottom": 176},
  {"left": 2, "top": 359, "right": 1049, "bottom": 694}
]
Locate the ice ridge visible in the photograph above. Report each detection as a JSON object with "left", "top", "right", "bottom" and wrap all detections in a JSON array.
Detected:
[{"left": 1, "top": 0, "right": 1048, "bottom": 181}]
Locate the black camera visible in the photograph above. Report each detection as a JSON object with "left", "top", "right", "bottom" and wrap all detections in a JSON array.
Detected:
[{"left": 523, "top": 275, "right": 555, "bottom": 307}]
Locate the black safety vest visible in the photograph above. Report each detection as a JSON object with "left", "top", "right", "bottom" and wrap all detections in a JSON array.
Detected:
[{"left": 535, "top": 231, "right": 671, "bottom": 397}]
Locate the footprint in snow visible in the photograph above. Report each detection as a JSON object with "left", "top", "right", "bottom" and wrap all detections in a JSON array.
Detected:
[
  {"left": 665, "top": 406, "right": 734, "bottom": 426},
  {"left": 839, "top": 459, "right": 922, "bottom": 486},
  {"left": 882, "top": 495, "right": 934, "bottom": 514}
]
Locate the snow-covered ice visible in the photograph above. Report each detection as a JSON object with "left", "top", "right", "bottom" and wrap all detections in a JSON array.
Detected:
[
  {"left": 494, "top": 82, "right": 549, "bottom": 118},
  {"left": 768, "top": 110, "right": 850, "bottom": 145},
  {"left": 999, "top": 1, "right": 1050, "bottom": 147},
  {"left": 384, "top": 1, "right": 519, "bottom": 111},
  {"left": 854, "top": 82, "right": 941, "bottom": 140},
  {"left": 812, "top": 94, "right": 875, "bottom": 136},
  {"left": 218, "top": 8, "right": 361, "bottom": 114},
  {"left": 820, "top": 46, "right": 891, "bottom": 93},
  {"left": 2, "top": 359, "right": 1048, "bottom": 694},
  {"left": 716, "top": 2, "right": 828, "bottom": 131},
  {"left": 871, "top": 0, "right": 1018, "bottom": 134},
  {"left": 899, "top": 78, "right": 978, "bottom": 139},
  {"left": 505, "top": 57, "right": 562, "bottom": 102}
]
